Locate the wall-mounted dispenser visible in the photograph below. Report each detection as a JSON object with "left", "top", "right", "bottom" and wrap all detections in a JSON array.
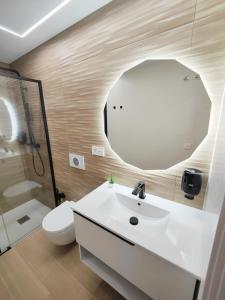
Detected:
[{"left": 181, "top": 168, "right": 203, "bottom": 200}]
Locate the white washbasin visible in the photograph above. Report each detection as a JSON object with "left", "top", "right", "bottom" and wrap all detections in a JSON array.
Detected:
[
  {"left": 99, "top": 192, "right": 169, "bottom": 219},
  {"left": 71, "top": 182, "right": 218, "bottom": 279}
]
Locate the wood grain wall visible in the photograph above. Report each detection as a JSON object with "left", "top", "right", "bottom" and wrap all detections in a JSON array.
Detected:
[
  {"left": 11, "top": 0, "right": 225, "bottom": 208},
  {"left": 0, "top": 63, "right": 11, "bottom": 69}
]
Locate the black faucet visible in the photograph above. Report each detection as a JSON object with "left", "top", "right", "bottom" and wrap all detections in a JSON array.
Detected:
[{"left": 132, "top": 181, "right": 146, "bottom": 199}]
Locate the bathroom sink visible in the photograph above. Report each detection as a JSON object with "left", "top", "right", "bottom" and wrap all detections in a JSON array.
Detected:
[
  {"left": 94, "top": 191, "right": 170, "bottom": 241},
  {"left": 71, "top": 182, "right": 218, "bottom": 279},
  {"left": 98, "top": 192, "right": 169, "bottom": 221}
]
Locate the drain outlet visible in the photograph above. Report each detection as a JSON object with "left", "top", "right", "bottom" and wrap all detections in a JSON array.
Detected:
[
  {"left": 129, "top": 216, "right": 138, "bottom": 225},
  {"left": 17, "top": 215, "right": 30, "bottom": 224}
]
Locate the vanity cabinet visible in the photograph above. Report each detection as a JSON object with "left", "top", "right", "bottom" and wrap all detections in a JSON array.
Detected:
[{"left": 74, "top": 212, "right": 199, "bottom": 300}]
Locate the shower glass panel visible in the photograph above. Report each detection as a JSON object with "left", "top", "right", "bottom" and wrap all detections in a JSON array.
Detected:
[
  {"left": 0, "top": 214, "right": 10, "bottom": 254},
  {"left": 0, "top": 70, "right": 56, "bottom": 246}
]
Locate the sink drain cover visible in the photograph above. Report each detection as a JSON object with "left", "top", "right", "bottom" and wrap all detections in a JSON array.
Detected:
[{"left": 130, "top": 216, "right": 138, "bottom": 225}]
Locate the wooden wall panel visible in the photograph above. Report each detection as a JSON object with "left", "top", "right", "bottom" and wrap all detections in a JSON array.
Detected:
[
  {"left": 0, "top": 62, "right": 10, "bottom": 68},
  {"left": 12, "top": 0, "right": 225, "bottom": 208}
]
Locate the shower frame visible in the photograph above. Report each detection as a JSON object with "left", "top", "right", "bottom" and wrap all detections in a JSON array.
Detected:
[{"left": 0, "top": 66, "right": 58, "bottom": 208}]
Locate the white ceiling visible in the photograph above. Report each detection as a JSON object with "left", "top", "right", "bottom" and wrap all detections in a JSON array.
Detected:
[{"left": 0, "top": 0, "right": 111, "bottom": 63}]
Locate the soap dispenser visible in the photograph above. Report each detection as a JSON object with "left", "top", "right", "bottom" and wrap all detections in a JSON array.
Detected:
[{"left": 181, "top": 168, "right": 203, "bottom": 200}]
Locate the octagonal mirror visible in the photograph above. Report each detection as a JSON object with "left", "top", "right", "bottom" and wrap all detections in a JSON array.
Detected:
[
  {"left": 0, "top": 98, "right": 13, "bottom": 142},
  {"left": 104, "top": 59, "right": 211, "bottom": 170}
]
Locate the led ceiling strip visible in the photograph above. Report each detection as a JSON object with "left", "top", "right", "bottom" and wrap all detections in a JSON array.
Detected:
[{"left": 0, "top": 0, "right": 72, "bottom": 38}]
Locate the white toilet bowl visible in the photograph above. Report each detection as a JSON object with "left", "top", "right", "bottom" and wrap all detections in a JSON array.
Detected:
[{"left": 42, "top": 201, "right": 75, "bottom": 246}]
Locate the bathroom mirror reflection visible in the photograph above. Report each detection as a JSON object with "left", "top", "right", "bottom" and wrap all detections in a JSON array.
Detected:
[
  {"left": 105, "top": 59, "right": 211, "bottom": 170},
  {"left": 0, "top": 97, "right": 17, "bottom": 142}
]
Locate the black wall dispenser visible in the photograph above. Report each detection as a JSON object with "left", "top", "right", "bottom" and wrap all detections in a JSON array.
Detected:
[{"left": 181, "top": 168, "right": 203, "bottom": 200}]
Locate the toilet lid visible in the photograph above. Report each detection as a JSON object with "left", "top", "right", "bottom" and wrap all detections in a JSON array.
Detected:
[{"left": 42, "top": 201, "right": 74, "bottom": 232}]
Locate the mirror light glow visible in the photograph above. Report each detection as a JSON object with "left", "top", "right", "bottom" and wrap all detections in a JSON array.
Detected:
[
  {"left": 0, "top": 0, "right": 72, "bottom": 38},
  {"left": 0, "top": 97, "right": 18, "bottom": 142}
]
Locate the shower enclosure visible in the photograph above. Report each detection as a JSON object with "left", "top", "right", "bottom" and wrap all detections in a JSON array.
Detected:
[{"left": 0, "top": 67, "right": 57, "bottom": 254}]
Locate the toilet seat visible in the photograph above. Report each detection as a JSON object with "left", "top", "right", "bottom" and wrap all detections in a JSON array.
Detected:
[{"left": 42, "top": 201, "right": 76, "bottom": 245}]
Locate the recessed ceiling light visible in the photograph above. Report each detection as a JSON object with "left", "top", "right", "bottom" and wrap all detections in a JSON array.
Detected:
[{"left": 0, "top": 0, "right": 72, "bottom": 38}]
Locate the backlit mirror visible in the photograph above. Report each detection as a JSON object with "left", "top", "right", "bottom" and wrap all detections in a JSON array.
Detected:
[
  {"left": 104, "top": 60, "right": 211, "bottom": 170},
  {"left": 0, "top": 98, "right": 18, "bottom": 142}
]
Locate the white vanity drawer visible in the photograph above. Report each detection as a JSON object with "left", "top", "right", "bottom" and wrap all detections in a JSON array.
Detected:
[{"left": 74, "top": 212, "right": 197, "bottom": 300}]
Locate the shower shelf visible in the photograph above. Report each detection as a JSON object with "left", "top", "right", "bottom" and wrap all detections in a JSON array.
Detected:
[{"left": 3, "top": 180, "right": 42, "bottom": 198}]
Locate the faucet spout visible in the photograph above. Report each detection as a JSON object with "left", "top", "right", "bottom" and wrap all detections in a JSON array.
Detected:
[{"left": 132, "top": 181, "right": 146, "bottom": 199}]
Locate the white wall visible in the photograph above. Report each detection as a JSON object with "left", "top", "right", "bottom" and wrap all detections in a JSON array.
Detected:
[
  {"left": 204, "top": 90, "right": 225, "bottom": 214},
  {"left": 107, "top": 60, "right": 211, "bottom": 170}
]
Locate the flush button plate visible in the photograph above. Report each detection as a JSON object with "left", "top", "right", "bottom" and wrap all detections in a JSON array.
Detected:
[{"left": 69, "top": 153, "right": 85, "bottom": 170}]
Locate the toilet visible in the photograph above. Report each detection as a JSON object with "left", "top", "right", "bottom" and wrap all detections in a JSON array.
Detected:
[{"left": 42, "top": 201, "right": 76, "bottom": 245}]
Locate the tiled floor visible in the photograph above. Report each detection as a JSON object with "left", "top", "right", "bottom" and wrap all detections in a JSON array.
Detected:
[{"left": 0, "top": 229, "right": 125, "bottom": 300}]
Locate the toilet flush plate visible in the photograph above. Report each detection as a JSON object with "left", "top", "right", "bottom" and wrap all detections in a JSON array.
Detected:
[{"left": 69, "top": 153, "right": 85, "bottom": 170}]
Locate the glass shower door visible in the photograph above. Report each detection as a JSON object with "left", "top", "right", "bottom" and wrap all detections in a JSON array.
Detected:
[
  {"left": 0, "top": 214, "right": 10, "bottom": 254},
  {"left": 0, "top": 70, "right": 56, "bottom": 246}
]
